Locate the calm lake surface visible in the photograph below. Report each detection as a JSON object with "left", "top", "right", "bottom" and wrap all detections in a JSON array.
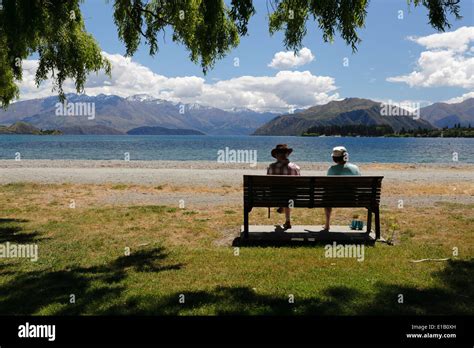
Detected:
[{"left": 0, "top": 135, "right": 473, "bottom": 163}]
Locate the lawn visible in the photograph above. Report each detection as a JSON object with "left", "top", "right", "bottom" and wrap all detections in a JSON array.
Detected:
[{"left": 0, "top": 183, "right": 473, "bottom": 315}]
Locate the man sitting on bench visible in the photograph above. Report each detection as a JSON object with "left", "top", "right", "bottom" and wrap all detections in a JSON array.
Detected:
[
  {"left": 267, "top": 144, "right": 300, "bottom": 230},
  {"left": 323, "top": 146, "right": 361, "bottom": 232}
]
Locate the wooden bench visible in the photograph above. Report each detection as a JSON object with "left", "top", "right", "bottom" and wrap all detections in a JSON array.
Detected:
[{"left": 243, "top": 175, "right": 383, "bottom": 241}]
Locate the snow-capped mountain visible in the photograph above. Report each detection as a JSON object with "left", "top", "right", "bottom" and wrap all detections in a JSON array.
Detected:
[{"left": 0, "top": 94, "right": 280, "bottom": 135}]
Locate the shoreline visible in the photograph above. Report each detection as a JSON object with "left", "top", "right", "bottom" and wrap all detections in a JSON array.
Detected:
[
  {"left": 0, "top": 160, "right": 473, "bottom": 187},
  {"left": 1, "top": 159, "right": 473, "bottom": 169}
]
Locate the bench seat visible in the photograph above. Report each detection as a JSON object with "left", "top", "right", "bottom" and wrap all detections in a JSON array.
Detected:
[{"left": 243, "top": 175, "right": 383, "bottom": 240}]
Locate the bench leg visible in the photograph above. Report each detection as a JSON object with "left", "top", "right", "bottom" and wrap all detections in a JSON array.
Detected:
[
  {"left": 243, "top": 207, "right": 249, "bottom": 239},
  {"left": 366, "top": 208, "right": 372, "bottom": 235},
  {"left": 375, "top": 206, "right": 381, "bottom": 240}
]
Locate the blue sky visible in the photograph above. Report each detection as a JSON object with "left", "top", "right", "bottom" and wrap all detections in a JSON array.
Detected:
[{"left": 21, "top": 0, "right": 474, "bottom": 111}]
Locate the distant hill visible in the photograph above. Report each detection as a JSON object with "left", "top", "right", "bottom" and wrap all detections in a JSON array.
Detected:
[
  {"left": 0, "top": 121, "right": 61, "bottom": 135},
  {"left": 127, "top": 126, "right": 204, "bottom": 135},
  {"left": 0, "top": 94, "right": 279, "bottom": 135},
  {"left": 420, "top": 98, "right": 474, "bottom": 128},
  {"left": 254, "top": 98, "right": 435, "bottom": 135},
  {"left": 60, "top": 125, "right": 124, "bottom": 135}
]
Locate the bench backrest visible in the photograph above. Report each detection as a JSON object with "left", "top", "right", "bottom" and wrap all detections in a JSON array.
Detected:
[{"left": 244, "top": 175, "right": 383, "bottom": 209}]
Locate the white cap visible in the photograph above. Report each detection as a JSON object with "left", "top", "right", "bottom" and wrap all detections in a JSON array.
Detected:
[{"left": 332, "top": 146, "right": 347, "bottom": 157}]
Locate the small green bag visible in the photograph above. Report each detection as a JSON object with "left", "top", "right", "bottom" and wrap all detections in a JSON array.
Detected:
[{"left": 350, "top": 220, "right": 364, "bottom": 230}]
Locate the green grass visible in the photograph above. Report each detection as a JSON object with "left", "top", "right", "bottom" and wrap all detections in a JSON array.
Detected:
[
  {"left": 111, "top": 184, "right": 129, "bottom": 190},
  {"left": 0, "top": 183, "right": 472, "bottom": 315}
]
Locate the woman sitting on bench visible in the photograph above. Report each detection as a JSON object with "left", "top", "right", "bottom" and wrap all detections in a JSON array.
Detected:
[
  {"left": 323, "top": 146, "right": 361, "bottom": 232},
  {"left": 267, "top": 144, "right": 301, "bottom": 230}
]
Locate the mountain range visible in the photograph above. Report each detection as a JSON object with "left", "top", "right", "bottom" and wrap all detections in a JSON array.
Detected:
[
  {"left": 0, "top": 94, "right": 278, "bottom": 135},
  {"left": 254, "top": 98, "right": 473, "bottom": 135},
  {"left": 419, "top": 98, "right": 474, "bottom": 128},
  {"left": 0, "top": 94, "right": 472, "bottom": 135}
]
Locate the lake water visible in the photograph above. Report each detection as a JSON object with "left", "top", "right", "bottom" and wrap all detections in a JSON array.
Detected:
[{"left": 0, "top": 135, "right": 473, "bottom": 163}]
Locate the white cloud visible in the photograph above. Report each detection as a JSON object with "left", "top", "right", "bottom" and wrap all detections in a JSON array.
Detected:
[
  {"left": 444, "top": 91, "right": 474, "bottom": 104},
  {"left": 407, "top": 26, "right": 474, "bottom": 52},
  {"left": 18, "top": 52, "right": 338, "bottom": 112},
  {"left": 201, "top": 70, "right": 339, "bottom": 111},
  {"left": 387, "top": 26, "right": 474, "bottom": 89},
  {"left": 268, "top": 47, "right": 315, "bottom": 70}
]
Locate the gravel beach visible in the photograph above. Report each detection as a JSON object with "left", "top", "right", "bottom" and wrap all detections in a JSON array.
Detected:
[
  {"left": 1, "top": 160, "right": 473, "bottom": 208},
  {"left": 1, "top": 160, "right": 473, "bottom": 185}
]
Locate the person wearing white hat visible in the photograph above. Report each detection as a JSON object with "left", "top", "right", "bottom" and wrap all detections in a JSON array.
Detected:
[{"left": 323, "top": 146, "right": 361, "bottom": 231}]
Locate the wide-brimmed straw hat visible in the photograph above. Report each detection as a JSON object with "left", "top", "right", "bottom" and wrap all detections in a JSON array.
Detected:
[{"left": 271, "top": 144, "right": 293, "bottom": 158}]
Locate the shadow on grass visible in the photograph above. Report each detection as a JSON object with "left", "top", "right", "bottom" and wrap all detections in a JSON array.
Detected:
[
  {"left": 232, "top": 237, "right": 376, "bottom": 247},
  {"left": 0, "top": 247, "right": 183, "bottom": 315},
  {"left": 359, "top": 258, "right": 474, "bottom": 315},
  {"left": 103, "top": 285, "right": 363, "bottom": 315},
  {"left": 112, "top": 259, "right": 473, "bottom": 315},
  {"left": 0, "top": 244, "right": 471, "bottom": 315},
  {"left": 0, "top": 218, "right": 48, "bottom": 244}
]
